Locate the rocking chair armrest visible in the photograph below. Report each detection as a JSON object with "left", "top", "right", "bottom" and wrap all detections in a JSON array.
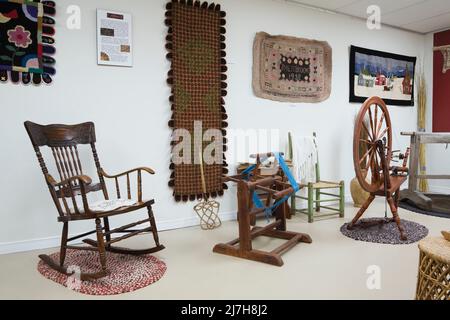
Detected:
[
  {"left": 52, "top": 175, "right": 93, "bottom": 188},
  {"left": 100, "top": 167, "right": 155, "bottom": 179}
]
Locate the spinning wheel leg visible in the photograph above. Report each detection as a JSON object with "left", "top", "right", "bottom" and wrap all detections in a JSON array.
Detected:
[
  {"left": 387, "top": 197, "right": 407, "bottom": 241},
  {"left": 347, "top": 195, "right": 375, "bottom": 229}
]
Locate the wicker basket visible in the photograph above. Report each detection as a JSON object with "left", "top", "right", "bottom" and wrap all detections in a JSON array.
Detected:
[{"left": 416, "top": 236, "right": 450, "bottom": 300}]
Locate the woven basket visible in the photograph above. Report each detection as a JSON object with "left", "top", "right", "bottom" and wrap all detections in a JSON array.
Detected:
[{"left": 416, "top": 236, "right": 450, "bottom": 300}]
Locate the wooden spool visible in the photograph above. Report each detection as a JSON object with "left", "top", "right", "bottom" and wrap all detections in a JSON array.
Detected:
[{"left": 416, "top": 236, "right": 450, "bottom": 300}]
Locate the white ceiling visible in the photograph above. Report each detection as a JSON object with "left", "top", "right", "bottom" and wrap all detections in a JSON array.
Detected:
[{"left": 287, "top": 0, "right": 450, "bottom": 34}]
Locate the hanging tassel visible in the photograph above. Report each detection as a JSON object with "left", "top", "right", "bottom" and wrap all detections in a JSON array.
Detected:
[
  {"left": 43, "top": 66, "right": 56, "bottom": 75},
  {"left": 42, "top": 74, "right": 53, "bottom": 84},
  {"left": 43, "top": 45, "right": 56, "bottom": 55},
  {"left": 43, "top": 4, "right": 56, "bottom": 15},
  {"left": 0, "top": 70, "right": 8, "bottom": 82},
  {"left": 22, "top": 72, "right": 31, "bottom": 84},
  {"left": 10, "top": 71, "right": 20, "bottom": 83},
  {"left": 32, "top": 73, "right": 42, "bottom": 85},
  {"left": 43, "top": 56, "right": 56, "bottom": 65},
  {"left": 42, "top": 1, "right": 56, "bottom": 8},
  {"left": 42, "top": 36, "right": 55, "bottom": 44}
]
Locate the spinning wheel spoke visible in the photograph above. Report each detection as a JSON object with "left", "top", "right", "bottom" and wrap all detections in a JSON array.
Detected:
[
  {"left": 362, "top": 121, "right": 373, "bottom": 141},
  {"left": 368, "top": 107, "right": 375, "bottom": 139},
  {"left": 377, "top": 127, "right": 390, "bottom": 141},
  {"left": 359, "top": 145, "right": 375, "bottom": 166},
  {"left": 374, "top": 104, "right": 379, "bottom": 136},
  {"left": 364, "top": 148, "right": 376, "bottom": 171},
  {"left": 375, "top": 113, "right": 385, "bottom": 138}
]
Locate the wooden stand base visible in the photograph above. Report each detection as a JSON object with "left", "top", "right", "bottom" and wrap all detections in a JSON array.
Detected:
[
  {"left": 215, "top": 170, "right": 312, "bottom": 266},
  {"left": 213, "top": 222, "right": 312, "bottom": 266}
]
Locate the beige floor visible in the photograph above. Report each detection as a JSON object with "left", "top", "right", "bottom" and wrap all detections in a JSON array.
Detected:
[{"left": 0, "top": 199, "right": 448, "bottom": 300}]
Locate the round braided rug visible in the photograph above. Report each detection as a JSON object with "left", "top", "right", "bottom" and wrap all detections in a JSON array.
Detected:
[
  {"left": 340, "top": 218, "right": 429, "bottom": 245},
  {"left": 38, "top": 250, "right": 166, "bottom": 295}
]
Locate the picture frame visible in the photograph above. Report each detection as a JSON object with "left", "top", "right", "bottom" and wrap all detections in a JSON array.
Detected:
[
  {"left": 96, "top": 9, "right": 133, "bottom": 67},
  {"left": 349, "top": 45, "right": 416, "bottom": 106}
]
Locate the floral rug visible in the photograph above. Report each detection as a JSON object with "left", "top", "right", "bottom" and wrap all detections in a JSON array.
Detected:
[{"left": 38, "top": 250, "right": 166, "bottom": 296}]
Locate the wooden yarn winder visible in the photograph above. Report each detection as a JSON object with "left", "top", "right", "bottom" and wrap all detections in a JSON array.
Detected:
[
  {"left": 213, "top": 152, "right": 312, "bottom": 266},
  {"left": 348, "top": 97, "right": 410, "bottom": 241}
]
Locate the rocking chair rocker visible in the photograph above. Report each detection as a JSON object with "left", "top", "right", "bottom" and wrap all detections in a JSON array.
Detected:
[{"left": 25, "top": 121, "right": 164, "bottom": 280}]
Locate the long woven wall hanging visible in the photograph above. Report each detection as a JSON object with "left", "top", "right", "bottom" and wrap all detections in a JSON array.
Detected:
[
  {"left": 165, "top": 0, "right": 228, "bottom": 202},
  {"left": 0, "top": 0, "right": 56, "bottom": 85}
]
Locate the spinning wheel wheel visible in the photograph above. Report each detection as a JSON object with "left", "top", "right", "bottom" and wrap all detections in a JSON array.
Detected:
[
  {"left": 348, "top": 97, "right": 409, "bottom": 241},
  {"left": 354, "top": 96, "right": 392, "bottom": 193}
]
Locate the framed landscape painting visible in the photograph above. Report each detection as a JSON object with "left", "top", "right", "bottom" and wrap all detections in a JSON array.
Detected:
[{"left": 349, "top": 46, "right": 416, "bottom": 106}]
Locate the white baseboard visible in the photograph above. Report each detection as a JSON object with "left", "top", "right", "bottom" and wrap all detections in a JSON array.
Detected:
[
  {"left": 0, "top": 195, "right": 353, "bottom": 255},
  {"left": 0, "top": 211, "right": 237, "bottom": 255}
]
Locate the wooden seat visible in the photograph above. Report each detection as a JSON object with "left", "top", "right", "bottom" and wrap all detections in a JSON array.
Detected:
[
  {"left": 25, "top": 121, "right": 164, "bottom": 281},
  {"left": 288, "top": 133, "right": 345, "bottom": 223},
  {"left": 309, "top": 181, "right": 342, "bottom": 189}
]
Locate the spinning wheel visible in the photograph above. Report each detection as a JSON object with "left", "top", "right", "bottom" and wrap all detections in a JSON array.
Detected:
[
  {"left": 354, "top": 96, "right": 392, "bottom": 193},
  {"left": 348, "top": 97, "right": 409, "bottom": 241}
]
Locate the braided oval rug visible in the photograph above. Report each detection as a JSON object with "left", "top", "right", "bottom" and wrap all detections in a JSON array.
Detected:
[
  {"left": 340, "top": 218, "right": 429, "bottom": 245},
  {"left": 38, "top": 250, "right": 166, "bottom": 295}
]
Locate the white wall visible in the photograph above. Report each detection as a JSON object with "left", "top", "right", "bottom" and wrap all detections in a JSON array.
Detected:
[{"left": 0, "top": 0, "right": 427, "bottom": 253}]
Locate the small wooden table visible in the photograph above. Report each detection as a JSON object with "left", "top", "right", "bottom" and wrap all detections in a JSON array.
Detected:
[{"left": 416, "top": 236, "right": 450, "bottom": 300}]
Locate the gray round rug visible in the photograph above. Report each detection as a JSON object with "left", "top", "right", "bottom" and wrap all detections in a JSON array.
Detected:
[{"left": 341, "top": 218, "right": 429, "bottom": 245}]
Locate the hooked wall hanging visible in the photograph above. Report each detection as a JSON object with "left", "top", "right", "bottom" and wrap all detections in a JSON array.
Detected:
[
  {"left": 252, "top": 32, "right": 332, "bottom": 103},
  {"left": 349, "top": 46, "right": 416, "bottom": 106},
  {"left": 0, "top": 0, "right": 56, "bottom": 85},
  {"left": 165, "top": 0, "right": 228, "bottom": 202}
]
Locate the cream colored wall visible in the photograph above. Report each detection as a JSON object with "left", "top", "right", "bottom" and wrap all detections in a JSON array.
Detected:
[{"left": 0, "top": 0, "right": 427, "bottom": 253}]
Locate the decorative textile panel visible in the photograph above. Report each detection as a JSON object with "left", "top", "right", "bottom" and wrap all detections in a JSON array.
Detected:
[
  {"left": 253, "top": 32, "right": 332, "bottom": 103},
  {"left": 0, "top": 0, "right": 56, "bottom": 85},
  {"left": 165, "top": 0, "right": 228, "bottom": 202}
]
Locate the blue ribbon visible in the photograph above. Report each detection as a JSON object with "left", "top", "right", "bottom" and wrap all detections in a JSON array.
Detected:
[{"left": 242, "top": 153, "right": 299, "bottom": 221}]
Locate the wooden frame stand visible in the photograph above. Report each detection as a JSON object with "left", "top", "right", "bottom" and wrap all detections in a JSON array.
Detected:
[
  {"left": 214, "top": 164, "right": 312, "bottom": 266},
  {"left": 400, "top": 132, "right": 450, "bottom": 212}
]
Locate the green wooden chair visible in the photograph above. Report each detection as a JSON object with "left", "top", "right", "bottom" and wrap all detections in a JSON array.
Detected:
[{"left": 288, "top": 133, "right": 345, "bottom": 223}]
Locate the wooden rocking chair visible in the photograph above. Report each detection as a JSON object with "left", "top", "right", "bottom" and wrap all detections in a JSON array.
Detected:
[{"left": 25, "top": 121, "right": 164, "bottom": 280}]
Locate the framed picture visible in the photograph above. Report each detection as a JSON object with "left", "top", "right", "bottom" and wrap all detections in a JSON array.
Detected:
[
  {"left": 96, "top": 9, "right": 133, "bottom": 67},
  {"left": 349, "top": 45, "right": 416, "bottom": 106}
]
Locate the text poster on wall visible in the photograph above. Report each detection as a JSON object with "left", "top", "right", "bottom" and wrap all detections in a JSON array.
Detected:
[{"left": 97, "top": 9, "right": 133, "bottom": 67}]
